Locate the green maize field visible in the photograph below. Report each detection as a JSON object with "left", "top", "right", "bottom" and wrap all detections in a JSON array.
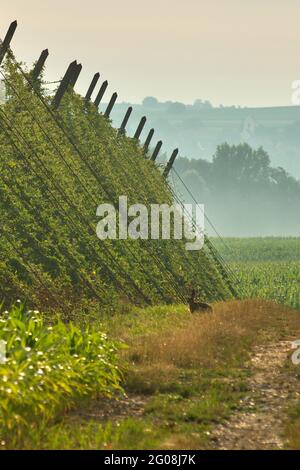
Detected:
[{"left": 214, "top": 237, "right": 300, "bottom": 310}]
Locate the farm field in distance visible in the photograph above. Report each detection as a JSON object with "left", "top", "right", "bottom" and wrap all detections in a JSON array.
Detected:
[{"left": 214, "top": 237, "right": 300, "bottom": 310}]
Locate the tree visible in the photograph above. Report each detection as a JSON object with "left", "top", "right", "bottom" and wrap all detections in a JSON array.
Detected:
[
  {"left": 142, "top": 96, "right": 159, "bottom": 108},
  {"left": 193, "top": 99, "right": 212, "bottom": 109},
  {"left": 212, "top": 143, "right": 270, "bottom": 187},
  {"left": 174, "top": 143, "right": 300, "bottom": 236}
]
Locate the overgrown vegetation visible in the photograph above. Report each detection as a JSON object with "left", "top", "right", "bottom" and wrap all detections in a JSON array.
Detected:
[{"left": 0, "top": 301, "right": 122, "bottom": 448}]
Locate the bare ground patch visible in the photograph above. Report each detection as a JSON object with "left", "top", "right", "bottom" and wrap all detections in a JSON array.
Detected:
[{"left": 68, "top": 393, "right": 150, "bottom": 423}]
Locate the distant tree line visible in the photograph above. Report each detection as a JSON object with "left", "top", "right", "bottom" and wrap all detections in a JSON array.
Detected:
[
  {"left": 142, "top": 96, "right": 244, "bottom": 110},
  {"left": 174, "top": 143, "right": 300, "bottom": 236}
]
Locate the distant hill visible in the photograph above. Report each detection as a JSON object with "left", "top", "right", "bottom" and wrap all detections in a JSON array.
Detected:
[{"left": 109, "top": 100, "right": 300, "bottom": 179}]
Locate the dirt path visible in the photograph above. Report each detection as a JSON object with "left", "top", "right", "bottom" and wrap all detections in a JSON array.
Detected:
[
  {"left": 210, "top": 340, "right": 300, "bottom": 450},
  {"left": 69, "top": 393, "right": 149, "bottom": 423},
  {"left": 67, "top": 337, "right": 300, "bottom": 450}
]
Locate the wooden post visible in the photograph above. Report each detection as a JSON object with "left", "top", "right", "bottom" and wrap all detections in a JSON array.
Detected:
[
  {"left": 85, "top": 73, "right": 100, "bottom": 101},
  {"left": 0, "top": 20, "right": 18, "bottom": 65},
  {"left": 151, "top": 141, "right": 162, "bottom": 161},
  {"left": 104, "top": 92, "right": 117, "bottom": 117},
  {"left": 163, "top": 148, "right": 179, "bottom": 177},
  {"left": 31, "top": 49, "right": 49, "bottom": 82},
  {"left": 52, "top": 60, "right": 77, "bottom": 109},
  {"left": 119, "top": 106, "right": 132, "bottom": 134},
  {"left": 94, "top": 80, "right": 108, "bottom": 107},
  {"left": 69, "top": 62, "right": 82, "bottom": 88},
  {"left": 144, "top": 128, "right": 154, "bottom": 152},
  {"left": 134, "top": 116, "right": 146, "bottom": 140}
]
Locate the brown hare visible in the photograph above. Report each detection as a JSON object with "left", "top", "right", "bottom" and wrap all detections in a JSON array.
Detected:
[{"left": 188, "top": 288, "right": 213, "bottom": 314}]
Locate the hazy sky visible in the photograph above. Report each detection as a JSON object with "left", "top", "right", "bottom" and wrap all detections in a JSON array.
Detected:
[{"left": 2, "top": 0, "right": 300, "bottom": 107}]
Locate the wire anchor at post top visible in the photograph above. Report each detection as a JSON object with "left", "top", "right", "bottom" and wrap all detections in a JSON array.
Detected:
[
  {"left": 94, "top": 80, "right": 108, "bottom": 108},
  {"left": 144, "top": 128, "right": 154, "bottom": 153},
  {"left": 85, "top": 73, "right": 100, "bottom": 102},
  {"left": 52, "top": 60, "right": 78, "bottom": 109},
  {"left": 118, "top": 106, "right": 133, "bottom": 135},
  {"left": 163, "top": 148, "right": 179, "bottom": 177},
  {"left": 0, "top": 20, "right": 18, "bottom": 66},
  {"left": 69, "top": 63, "right": 82, "bottom": 88},
  {"left": 104, "top": 92, "right": 118, "bottom": 118},
  {"left": 31, "top": 49, "right": 49, "bottom": 83},
  {"left": 151, "top": 140, "right": 162, "bottom": 161},
  {"left": 134, "top": 116, "right": 146, "bottom": 140}
]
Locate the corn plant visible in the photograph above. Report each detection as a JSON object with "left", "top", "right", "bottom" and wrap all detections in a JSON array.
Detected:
[{"left": 0, "top": 301, "right": 123, "bottom": 447}]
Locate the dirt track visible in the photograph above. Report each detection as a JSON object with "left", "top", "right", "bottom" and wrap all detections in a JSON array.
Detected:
[{"left": 210, "top": 340, "right": 299, "bottom": 449}]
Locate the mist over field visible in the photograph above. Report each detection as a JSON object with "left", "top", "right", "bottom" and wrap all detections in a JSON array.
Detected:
[{"left": 110, "top": 100, "right": 300, "bottom": 236}]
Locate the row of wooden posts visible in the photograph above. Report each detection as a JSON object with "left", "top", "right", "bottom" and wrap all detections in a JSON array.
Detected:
[
  {"left": 0, "top": 21, "right": 178, "bottom": 177},
  {"left": 0, "top": 21, "right": 240, "bottom": 298}
]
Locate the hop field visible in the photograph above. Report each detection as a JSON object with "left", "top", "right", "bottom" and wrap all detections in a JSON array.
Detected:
[{"left": 0, "top": 58, "right": 232, "bottom": 313}]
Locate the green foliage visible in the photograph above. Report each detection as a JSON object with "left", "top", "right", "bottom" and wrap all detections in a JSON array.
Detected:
[
  {"left": 0, "top": 58, "right": 232, "bottom": 312},
  {"left": 232, "top": 261, "right": 300, "bottom": 310},
  {"left": 0, "top": 301, "right": 122, "bottom": 446},
  {"left": 215, "top": 237, "right": 300, "bottom": 309}
]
